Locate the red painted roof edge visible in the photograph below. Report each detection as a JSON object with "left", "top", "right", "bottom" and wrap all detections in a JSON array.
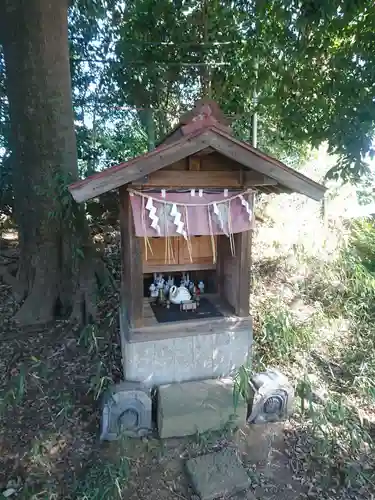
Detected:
[
  {"left": 181, "top": 115, "right": 231, "bottom": 137},
  {"left": 156, "top": 100, "right": 231, "bottom": 148}
]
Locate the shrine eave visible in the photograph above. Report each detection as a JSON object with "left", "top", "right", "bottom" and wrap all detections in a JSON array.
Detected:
[{"left": 69, "top": 114, "right": 326, "bottom": 204}]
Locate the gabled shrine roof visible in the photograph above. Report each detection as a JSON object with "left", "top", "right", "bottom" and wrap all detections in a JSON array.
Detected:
[{"left": 69, "top": 100, "right": 326, "bottom": 203}]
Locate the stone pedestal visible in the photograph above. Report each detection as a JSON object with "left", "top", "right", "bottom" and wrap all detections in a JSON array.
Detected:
[{"left": 120, "top": 319, "right": 252, "bottom": 387}]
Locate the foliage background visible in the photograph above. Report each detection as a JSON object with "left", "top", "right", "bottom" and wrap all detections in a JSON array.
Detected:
[{"left": 2, "top": 0, "right": 375, "bottom": 219}]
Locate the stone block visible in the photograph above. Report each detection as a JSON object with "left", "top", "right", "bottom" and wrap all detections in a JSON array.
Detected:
[
  {"left": 192, "top": 334, "right": 214, "bottom": 377},
  {"left": 212, "top": 332, "right": 232, "bottom": 376},
  {"left": 157, "top": 378, "right": 247, "bottom": 439},
  {"left": 173, "top": 337, "right": 194, "bottom": 382},
  {"left": 186, "top": 448, "right": 251, "bottom": 500},
  {"left": 124, "top": 341, "right": 155, "bottom": 385}
]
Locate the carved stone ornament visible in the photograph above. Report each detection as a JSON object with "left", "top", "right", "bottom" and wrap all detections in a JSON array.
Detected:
[
  {"left": 247, "top": 369, "right": 294, "bottom": 424},
  {"left": 100, "top": 381, "right": 152, "bottom": 440}
]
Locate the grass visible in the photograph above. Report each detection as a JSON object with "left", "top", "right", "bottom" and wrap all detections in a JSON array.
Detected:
[
  {"left": 254, "top": 298, "right": 316, "bottom": 368},
  {"left": 74, "top": 455, "right": 129, "bottom": 500},
  {"left": 2, "top": 190, "right": 375, "bottom": 498},
  {"left": 14, "top": 449, "right": 129, "bottom": 500},
  {"left": 249, "top": 217, "right": 375, "bottom": 495},
  {"left": 300, "top": 226, "right": 375, "bottom": 401},
  {"left": 78, "top": 324, "right": 102, "bottom": 354},
  {"left": 0, "top": 363, "right": 27, "bottom": 416},
  {"left": 87, "top": 360, "right": 113, "bottom": 401}
]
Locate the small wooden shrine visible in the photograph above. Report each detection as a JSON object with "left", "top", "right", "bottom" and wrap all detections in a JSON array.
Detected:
[{"left": 69, "top": 100, "right": 326, "bottom": 386}]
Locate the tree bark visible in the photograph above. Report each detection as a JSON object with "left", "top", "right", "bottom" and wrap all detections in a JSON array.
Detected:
[{"left": 1, "top": 0, "right": 106, "bottom": 325}]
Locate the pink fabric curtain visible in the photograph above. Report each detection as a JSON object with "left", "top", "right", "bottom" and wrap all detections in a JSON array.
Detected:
[{"left": 130, "top": 190, "right": 254, "bottom": 237}]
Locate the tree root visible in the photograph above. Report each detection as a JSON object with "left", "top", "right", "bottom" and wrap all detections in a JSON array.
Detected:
[
  {"left": 0, "top": 265, "right": 26, "bottom": 302},
  {"left": 69, "top": 256, "right": 117, "bottom": 325},
  {"left": 13, "top": 280, "right": 58, "bottom": 325},
  {"left": 8, "top": 255, "right": 117, "bottom": 327}
]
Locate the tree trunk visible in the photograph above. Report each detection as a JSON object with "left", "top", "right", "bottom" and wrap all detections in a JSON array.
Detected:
[{"left": 1, "top": 0, "right": 106, "bottom": 325}]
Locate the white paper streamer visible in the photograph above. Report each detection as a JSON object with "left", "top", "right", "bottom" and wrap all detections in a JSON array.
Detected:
[
  {"left": 239, "top": 194, "right": 252, "bottom": 222},
  {"left": 212, "top": 202, "right": 229, "bottom": 236},
  {"left": 170, "top": 203, "right": 187, "bottom": 239},
  {"left": 145, "top": 196, "right": 161, "bottom": 235}
]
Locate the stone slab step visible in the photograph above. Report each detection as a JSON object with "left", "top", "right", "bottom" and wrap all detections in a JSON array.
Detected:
[
  {"left": 157, "top": 378, "right": 247, "bottom": 439},
  {"left": 186, "top": 448, "right": 252, "bottom": 500}
]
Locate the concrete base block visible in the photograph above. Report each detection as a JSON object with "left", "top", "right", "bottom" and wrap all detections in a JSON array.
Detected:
[
  {"left": 121, "top": 319, "right": 252, "bottom": 387},
  {"left": 157, "top": 378, "right": 247, "bottom": 439}
]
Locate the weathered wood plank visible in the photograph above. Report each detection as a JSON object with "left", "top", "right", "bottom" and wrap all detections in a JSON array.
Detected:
[
  {"left": 234, "top": 230, "right": 251, "bottom": 317},
  {"left": 200, "top": 151, "right": 241, "bottom": 171},
  {"left": 129, "top": 293, "right": 251, "bottom": 340},
  {"left": 70, "top": 127, "right": 325, "bottom": 203},
  {"left": 188, "top": 156, "right": 201, "bottom": 171},
  {"left": 143, "top": 262, "right": 216, "bottom": 274},
  {"left": 162, "top": 158, "right": 188, "bottom": 170},
  {"left": 133, "top": 169, "right": 277, "bottom": 188},
  {"left": 136, "top": 170, "right": 240, "bottom": 188},
  {"left": 217, "top": 231, "right": 251, "bottom": 317},
  {"left": 119, "top": 186, "right": 143, "bottom": 328},
  {"left": 141, "top": 236, "right": 179, "bottom": 267},
  {"left": 216, "top": 235, "right": 230, "bottom": 302}
]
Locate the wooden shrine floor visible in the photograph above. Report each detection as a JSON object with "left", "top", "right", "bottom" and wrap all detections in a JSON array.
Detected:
[
  {"left": 142, "top": 293, "right": 233, "bottom": 328},
  {"left": 124, "top": 293, "right": 253, "bottom": 344},
  {"left": 122, "top": 293, "right": 252, "bottom": 343}
]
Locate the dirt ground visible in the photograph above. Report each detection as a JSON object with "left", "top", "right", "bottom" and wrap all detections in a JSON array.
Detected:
[
  {"left": 0, "top": 235, "right": 305, "bottom": 500},
  {"left": 119, "top": 425, "right": 306, "bottom": 500},
  {"left": 1, "top": 232, "right": 373, "bottom": 500},
  {"left": 0, "top": 271, "right": 304, "bottom": 499}
]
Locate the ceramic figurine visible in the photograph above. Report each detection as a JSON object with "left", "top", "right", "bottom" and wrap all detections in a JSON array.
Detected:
[
  {"left": 188, "top": 281, "right": 195, "bottom": 294},
  {"left": 169, "top": 285, "right": 191, "bottom": 304},
  {"left": 167, "top": 276, "right": 174, "bottom": 288},
  {"left": 198, "top": 280, "right": 205, "bottom": 294},
  {"left": 181, "top": 272, "right": 190, "bottom": 288},
  {"left": 156, "top": 274, "right": 165, "bottom": 289},
  {"left": 180, "top": 300, "right": 197, "bottom": 312},
  {"left": 164, "top": 275, "right": 174, "bottom": 295},
  {"left": 158, "top": 287, "right": 165, "bottom": 305},
  {"left": 149, "top": 283, "right": 158, "bottom": 299}
]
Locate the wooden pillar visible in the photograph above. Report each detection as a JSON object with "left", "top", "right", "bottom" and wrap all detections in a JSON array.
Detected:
[
  {"left": 216, "top": 230, "right": 252, "bottom": 317},
  {"left": 119, "top": 185, "right": 143, "bottom": 328},
  {"left": 216, "top": 234, "right": 229, "bottom": 299},
  {"left": 234, "top": 230, "right": 251, "bottom": 317}
]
